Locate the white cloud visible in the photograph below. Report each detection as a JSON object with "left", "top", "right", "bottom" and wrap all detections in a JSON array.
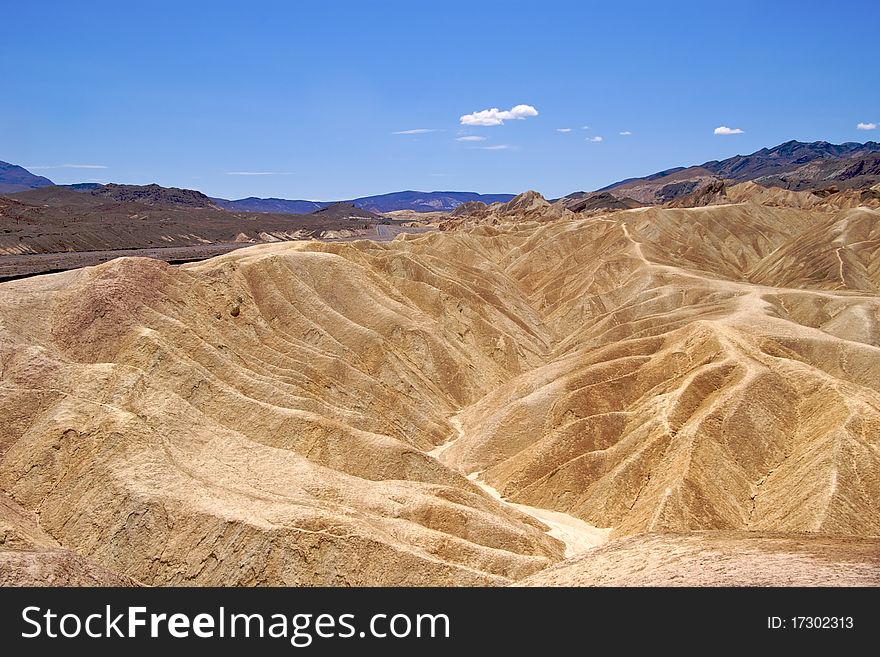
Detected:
[
  {"left": 586, "top": 136, "right": 603, "bottom": 143},
  {"left": 225, "top": 171, "right": 294, "bottom": 176},
  {"left": 479, "top": 144, "right": 512, "bottom": 150},
  {"left": 619, "top": 131, "right": 632, "bottom": 136},
  {"left": 581, "top": 125, "right": 590, "bottom": 130},
  {"left": 857, "top": 122, "right": 877, "bottom": 131},
  {"left": 459, "top": 104, "right": 538, "bottom": 126},
  {"left": 556, "top": 128, "right": 572, "bottom": 133},
  {"left": 456, "top": 135, "right": 487, "bottom": 142},
  {"left": 714, "top": 126, "right": 744, "bottom": 135},
  {"left": 392, "top": 128, "right": 439, "bottom": 134}
]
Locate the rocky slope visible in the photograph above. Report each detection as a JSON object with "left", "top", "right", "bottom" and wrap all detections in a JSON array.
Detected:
[
  {"left": 90, "top": 183, "right": 222, "bottom": 209},
  {"left": 601, "top": 140, "right": 880, "bottom": 203},
  {"left": 1, "top": 197, "right": 879, "bottom": 585},
  {"left": 0, "top": 187, "right": 380, "bottom": 257}
]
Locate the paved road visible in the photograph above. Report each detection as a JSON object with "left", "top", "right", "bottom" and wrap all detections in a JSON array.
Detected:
[
  {"left": 0, "top": 243, "right": 251, "bottom": 282},
  {"left": 0, "top": 224, "right": 437, "bottom": 282}
]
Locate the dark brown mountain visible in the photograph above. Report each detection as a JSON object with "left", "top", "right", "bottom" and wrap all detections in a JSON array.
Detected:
[
  {"left": 312, "top": 202, "right": 378, "bottom": 221},
  {"left": 600, "top": 140, "right": 880, "bottom": 203},
  {"left": 0, "top": 186, "right": 381, "bottom": 268},
  {"left": 704, "top": 140, "right": 879, "bottom": 179},
  {"left": 557, "top": 191, "right": 644, "bottom": 212},
  {"left": 91, "top": 183, "right": 221, "bottom": 209}
]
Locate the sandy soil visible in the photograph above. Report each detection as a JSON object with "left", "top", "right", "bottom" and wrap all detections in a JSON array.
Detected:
[
  {"left": 517, "top": 532, "right": 880, "bottom": 586},
  {"left": 433, "top": 414, "right": 609, "bottom": 558},
  {"left": 467, "top": 473, "right": 610, "bottom": 557}
]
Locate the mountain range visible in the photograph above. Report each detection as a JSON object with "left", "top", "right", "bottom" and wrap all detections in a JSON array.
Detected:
[
  {"left": 601, "top": 140, "right": 880, "bottom": 203},
  {"left": 213, "top": 190, "right": 518, "bottom": 214},
  {"left": 0, "top": 162, "right": 515, "bottom": 214},
  {"left": 5, "top": 139, "right": 880, "bottom": 213}
]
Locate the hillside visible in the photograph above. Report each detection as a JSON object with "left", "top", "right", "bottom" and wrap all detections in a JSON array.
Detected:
[
  {"left": 90, "top": 183, "right": 221, "bottom": 209},
  {"left": 0, "top": 186, "right": 382, "bottom": 268},
  {"left": 312, "top": 201, "right": 379, "bottom": 221},
  {"left": 2, "top": 196, "right": 879, "bottom": 585},
  {"left": 601, "top": 140, "right": 880, "bottom": 203},
  {"left": 0, "top": 161, "right": 54, "bottom": 194}
]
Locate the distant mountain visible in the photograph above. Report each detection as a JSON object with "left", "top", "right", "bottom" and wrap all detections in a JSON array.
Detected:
[
  {"left": 0, "top": 185, "right": 382, "bottom": 267},
  {"left": 312, "top": 202, "right": 378, "bottom": 221},
  {"left": 92, "top": 183, "right": 221, "bottom": 209},
  {"left": 347, "top": 190, "right": 515, "bottom": 213},
  {"left": 600, "top": 140, "right": 880, "bottom": 204},
  {"left": 0, "top": 161, "right": 54, "bottom": 194},
  {"left": 0, "top": 156, "right": 513, "bottom": 214},
  {"left": 216, "top": 190, "right": 516, "bottom": 214},
  {"left": 702, "top": 140, "right": 880, "bottom": 180},
  {"left": 212, "top": 196, "right": 323, "bottom": 214},
  {"left": 556, "top": 191, "right": 644, "bottom": 213},
  {"left": 65, "top": 182, "right": 104, "bottom": 192}
]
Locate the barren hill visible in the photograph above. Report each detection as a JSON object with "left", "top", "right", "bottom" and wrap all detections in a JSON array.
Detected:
[
  {"left": 1, "top": 197, "right": 879, "bottom": 585},
  {"left": 89, "top": 183, "right": 222, "bottom": 209},
  {"left": 0, "top": 186, "right": 382, "bottom": 262},
  {"left": 601, "top": 140, "right": 880, "bottom": 203}
]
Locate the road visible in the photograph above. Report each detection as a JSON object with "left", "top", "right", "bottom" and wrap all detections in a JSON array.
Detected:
[{"left": 0, "top": 224, "right": 438, "bottom": 281}]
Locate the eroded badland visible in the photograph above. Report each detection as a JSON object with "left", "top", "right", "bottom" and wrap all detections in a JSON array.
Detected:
[{"left": 2, "top": 195, "right": 879, "bottom": 586}]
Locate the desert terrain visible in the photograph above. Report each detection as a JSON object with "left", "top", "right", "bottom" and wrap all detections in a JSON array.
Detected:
[
  {"left": 1, "top": 180, "right": 879, "bottom": 586},
  {"left": 0, "top": 185, "right": 436, "bottom": 280}
]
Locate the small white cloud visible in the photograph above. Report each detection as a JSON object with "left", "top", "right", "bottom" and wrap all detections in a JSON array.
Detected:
[
  {"left": 430, "top": 173, "right": 448, "bottom": 176},
  {"left": 857, "top": 122, "right": 877, "bottom": 131},
  {"left": 581, "top": 125, "right": 590, "bottom": 130},
  {"left": 460, "top": 104, "right": 538, "bottom": 126},
  {"left": 479, "top": 144, "right": 512, "bottom": 150},
  {"left": 619, "top": 131, "right": 632, "bottom": 136},
  {"left": 556, "top": 128, "right": 572, "bottom": 133},
  {"left": 225, "top": 171, "right": 295, "bottom": 176},
  {"left": 586, "top": 136, "right": 603, "bottom": 143},
  {"left": 714, "top": 126, "right": 744, "bottom": 135},
  {"left": 456, "top": 135, "right": 487, "bottom": 142},
  {"left": 392, "top": 128, "right": 439, "bottom": 135}
]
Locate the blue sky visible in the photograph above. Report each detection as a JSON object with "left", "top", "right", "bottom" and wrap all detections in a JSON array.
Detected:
[{"left": 2, "top": 0, "right": 877, "bottom": 200}]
